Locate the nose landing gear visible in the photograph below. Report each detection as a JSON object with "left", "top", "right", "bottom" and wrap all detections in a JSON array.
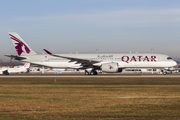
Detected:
[
  {"left": 163, "top": 72, "right": 167, "bottom": 75},
  {"left": 161, "top": 70, "right": 167, "bottom": 75}
]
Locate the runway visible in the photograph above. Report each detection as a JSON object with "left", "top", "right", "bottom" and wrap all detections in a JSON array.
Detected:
[{"left": 1, "top": 75, "right": 180, "bottom": 78}]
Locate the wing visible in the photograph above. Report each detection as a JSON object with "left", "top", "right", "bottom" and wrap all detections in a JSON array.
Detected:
[{"left": 43, "top": 49, "right": 101, "bottom": 67}]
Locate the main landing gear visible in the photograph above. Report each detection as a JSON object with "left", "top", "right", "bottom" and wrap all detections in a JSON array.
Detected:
[
  {"left": 85, "top": 70, "right": 98, "bottom": 75},
  {"left": 163, "top": 72, "right": 167, "bottom": 75}
]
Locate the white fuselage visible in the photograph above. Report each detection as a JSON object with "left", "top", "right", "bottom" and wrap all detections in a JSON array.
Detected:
[
  {"left": 0, "top": 66, "right": 27, "bottom": 74},
  {"left": 19, "top": 53, "right": 177, "bottom": 69}
]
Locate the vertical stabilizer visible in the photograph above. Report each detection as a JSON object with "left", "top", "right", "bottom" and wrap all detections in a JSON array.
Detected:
[{"left": 8, "top": 32, "right": 36, "bottom": 56}]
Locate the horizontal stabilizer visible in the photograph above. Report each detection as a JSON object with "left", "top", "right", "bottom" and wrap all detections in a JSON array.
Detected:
[{"left": 5, "top": 54, "right": 27, "bottom": 60}]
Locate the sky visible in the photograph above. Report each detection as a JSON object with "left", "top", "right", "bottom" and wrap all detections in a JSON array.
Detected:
[{"left": 1, "top": 0, "right": 180, "bottom": 62}]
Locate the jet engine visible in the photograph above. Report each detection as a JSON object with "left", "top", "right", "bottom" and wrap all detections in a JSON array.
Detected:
[{"left": 101, "top": 62, "right": 123, "bottom": 73}]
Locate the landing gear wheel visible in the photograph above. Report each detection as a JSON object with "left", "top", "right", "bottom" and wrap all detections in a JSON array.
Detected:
[
  {"left": 85, "top": 70, "right": 98, "bottom": 75},
  {"left": 163, "top": 72, "right": 167, "bottom": 75},
  {"left": 93, "top": 71, "right": 98, "bottom": 75},
  {"left": 90, "top": 71, "right": 94, "bottom": 75},
  {"left": 85, "top": 70, "right": 90, "bottom": 75},
  {"left": 85, "top": 71, "right": 89, "bottom": 75}
]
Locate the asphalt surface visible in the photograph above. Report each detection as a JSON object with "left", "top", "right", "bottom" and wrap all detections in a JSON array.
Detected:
[{"left": 1, "top": 75, "right": 180, "bottom": 78}]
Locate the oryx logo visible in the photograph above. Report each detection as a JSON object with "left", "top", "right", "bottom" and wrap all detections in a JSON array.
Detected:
[
  {"left": 109, "top": 65, "right": 113, "bottom": 69},
  {"left": 9, "top": 34, "right": 30, "bottom": 56}
]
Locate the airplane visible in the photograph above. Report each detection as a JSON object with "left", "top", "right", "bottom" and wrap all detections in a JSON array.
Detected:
[
  {"left": 54, "top": 70, "right": 62, "bottom": 74},
  {"left": 5, "top": 32, "right": 177, "bottom": 75},
  {"left": 0, "top": 63, "right": 30, "bottom": 75},
  {"left": 164, "top": 67, "right": 180, "bottom": 73}
]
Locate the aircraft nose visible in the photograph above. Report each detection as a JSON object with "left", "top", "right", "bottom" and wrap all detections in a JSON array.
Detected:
[{"left": 173, "top": 61, "right": 177, "bottom": 66}]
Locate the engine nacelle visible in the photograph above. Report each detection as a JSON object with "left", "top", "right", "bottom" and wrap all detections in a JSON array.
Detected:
[{"left": 101, "top": 62, "right": 123, "bottom": 73}]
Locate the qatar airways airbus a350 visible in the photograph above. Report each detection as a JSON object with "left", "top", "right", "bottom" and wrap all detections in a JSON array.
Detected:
[{"left": 5, "top": 32, "right": 177, "bottom": 75}]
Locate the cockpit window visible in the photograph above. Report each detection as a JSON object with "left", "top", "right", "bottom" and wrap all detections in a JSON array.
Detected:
[{"left": 167, "top": 57, "right": 172, "bottom": 60}]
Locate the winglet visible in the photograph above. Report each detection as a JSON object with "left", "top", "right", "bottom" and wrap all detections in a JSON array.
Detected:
[{"left": 43, "top": 49, "right": 52, "bottom": 55}]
